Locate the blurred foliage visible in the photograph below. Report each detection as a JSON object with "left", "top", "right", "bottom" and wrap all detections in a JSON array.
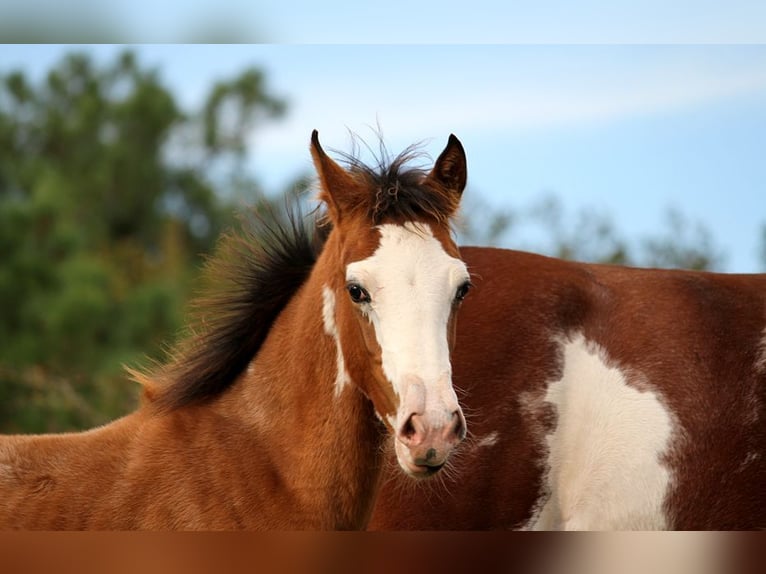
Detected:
[
  {"left": 0, "top": 50, "right": 284, "bottom": 432},
  {"left": 0, "top": 49, "right": 742, "bottom": 435},
  {"left": 0, "top": 1, "right": 272, "bottom": 43}
]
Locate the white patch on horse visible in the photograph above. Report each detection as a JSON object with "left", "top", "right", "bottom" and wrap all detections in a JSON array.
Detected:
[
  {"left": 474, "top": 432, "right": 499, "bottom": 448},
  {"left": 322, "top": 285, "right": 351, "bottom": 397},
  {"left": 345, "top": 222, "right": 469, "bottom": 422},
  {"left": 530, "top": 333, "right": 676, "bottom": 530},
  {"left": 756, "top": 326, "right": 766, "bottom": 374},
  {"left": 741, "top": 325, "right": 766, "bottom": 427},
  {"left": 738, "top": 451, "right": 761, "bottom": 473}
]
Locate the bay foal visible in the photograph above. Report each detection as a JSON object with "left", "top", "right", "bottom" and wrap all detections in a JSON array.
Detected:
[{"left": 0, "top": 132, "right": 469, "bottom": 529}]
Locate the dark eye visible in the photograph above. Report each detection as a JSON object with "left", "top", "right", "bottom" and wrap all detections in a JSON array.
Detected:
[
  {"left": 455, "top": 281, "right": 472, "bottom": 302},
  {"left": 346, "top": 283, "right": 371, "bottom": 304}
]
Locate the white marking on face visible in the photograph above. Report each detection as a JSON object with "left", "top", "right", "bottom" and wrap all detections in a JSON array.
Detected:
[
  {"left": 322, "top": 285, "right": 351, "bottom": 397},
  {"left": 530, "top": 333, "right": 676, "bottom": 530},
  {"left": 345, "top": 222, "right": 469, "bottom": 427}
]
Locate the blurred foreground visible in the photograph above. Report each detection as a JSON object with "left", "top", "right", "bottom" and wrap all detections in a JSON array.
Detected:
[{"left": 0, "top": 531, "right": 743, "bottom": 573}]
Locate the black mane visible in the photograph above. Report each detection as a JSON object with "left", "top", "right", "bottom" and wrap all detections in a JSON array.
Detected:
[{"left": 144, "top": 202, "right": 326, "bottom": 410}]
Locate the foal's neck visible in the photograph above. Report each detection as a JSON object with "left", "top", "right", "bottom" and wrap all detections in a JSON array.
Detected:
[{"left": 217, "top": 242, "right": 386, "bottom": 529}]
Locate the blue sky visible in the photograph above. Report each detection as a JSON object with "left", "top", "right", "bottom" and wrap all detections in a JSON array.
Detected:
[{"left": 3, "top": 44, "right": 766, "bottom": 271}]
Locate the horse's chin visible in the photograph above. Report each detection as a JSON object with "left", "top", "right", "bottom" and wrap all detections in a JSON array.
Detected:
[
  {"left": 401, "top": 462, "right": 445, "bottom": 479},
  {"left": 396, "top": 452, "right": 448, "bottom": 479}
]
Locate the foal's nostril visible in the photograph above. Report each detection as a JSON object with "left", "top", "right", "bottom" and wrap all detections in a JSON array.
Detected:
[
  {"left": 398, "top": 413, "right": 421, "bottom": 445},
  {"left": 402, "top": 416, "right": 416, "bottom": 440}
]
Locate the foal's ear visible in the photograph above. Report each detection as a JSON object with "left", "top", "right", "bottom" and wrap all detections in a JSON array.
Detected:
[
  {"left": 310, "top": 130, "right": 361, "bottom": 223},
  {"left": 425, "top": 134, "right": 467, "bottom": 199}
]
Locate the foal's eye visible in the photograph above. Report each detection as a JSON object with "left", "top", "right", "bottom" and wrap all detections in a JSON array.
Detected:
[
  {"left": 346, "top": 283, "right": 371, "bottom": 304},
  {"left": 455, "top": 281, "right": 472, "bottom": 302}
]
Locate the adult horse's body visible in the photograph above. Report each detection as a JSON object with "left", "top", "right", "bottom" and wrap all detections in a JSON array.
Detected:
[
  {"left": 0, "top": 132, "right": 470, "bottom": 529},
  {"left": 369, "top": 247, "right": 766, "bottom": 530}
]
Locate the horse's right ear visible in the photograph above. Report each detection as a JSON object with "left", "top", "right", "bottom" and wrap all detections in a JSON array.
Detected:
[{"left": 310, "top": 130, "right": 361, "bottom": 224}]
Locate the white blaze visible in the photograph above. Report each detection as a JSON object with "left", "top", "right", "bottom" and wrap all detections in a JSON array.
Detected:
[{"left": 345, "top": 222, "right": 468, "bottom": 425}]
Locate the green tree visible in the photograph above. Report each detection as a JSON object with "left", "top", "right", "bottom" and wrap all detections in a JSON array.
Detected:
[{"left": 0, "top": 50, "right": 284, "bottom": 432}]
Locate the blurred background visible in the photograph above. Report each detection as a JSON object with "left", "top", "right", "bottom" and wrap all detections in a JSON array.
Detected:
[{"left": 1, "top": 41, "right": 765, "bottom": 433}]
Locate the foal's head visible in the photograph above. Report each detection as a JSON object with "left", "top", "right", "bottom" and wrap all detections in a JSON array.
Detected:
[{"left": 311, "top": 131, "right": 469, "bottom": 477}]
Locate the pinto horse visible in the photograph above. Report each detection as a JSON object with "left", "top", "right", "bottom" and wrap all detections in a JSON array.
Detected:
[
  {"left": 0, "top": 131, "right": 471, "bottom": 529},
  {"left": 369, "top": 245, "right": 766, "bottom": 529}
]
